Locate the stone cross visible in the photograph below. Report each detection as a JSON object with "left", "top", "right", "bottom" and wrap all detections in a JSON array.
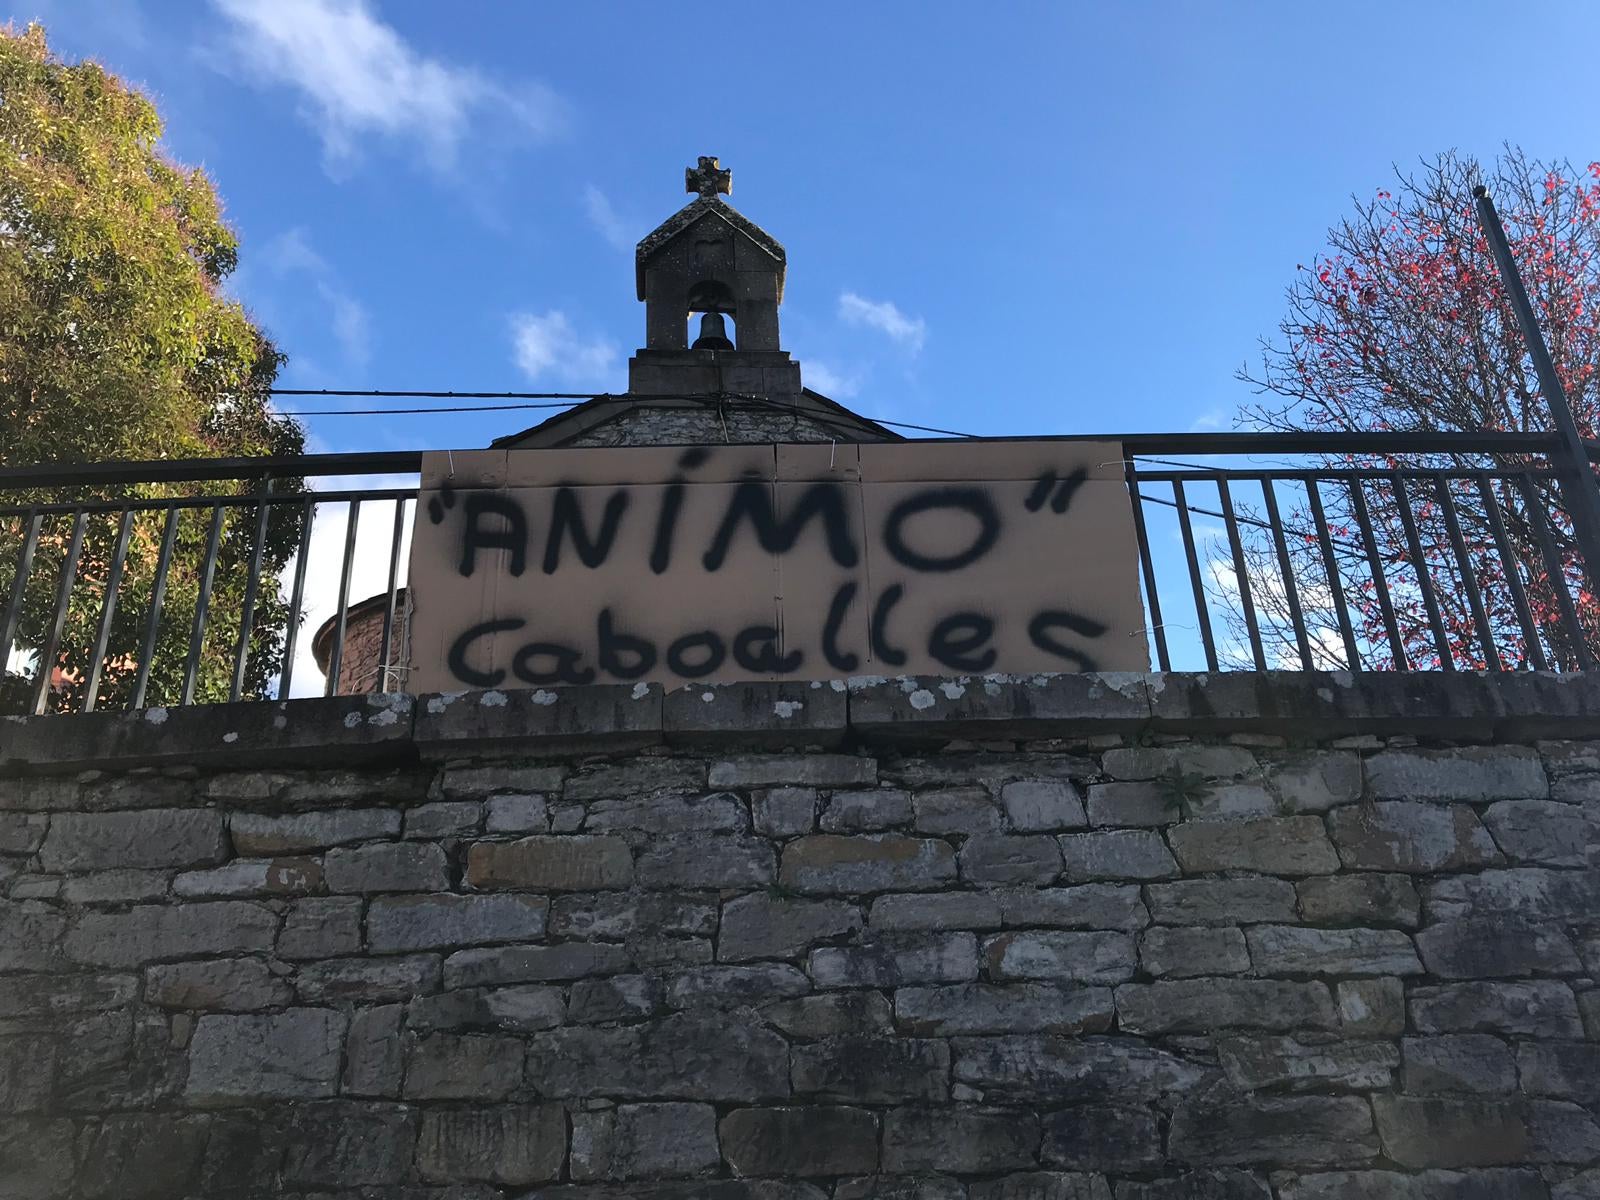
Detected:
[{"left": 685, "top": 155, "right": 732, "bottom": 200}]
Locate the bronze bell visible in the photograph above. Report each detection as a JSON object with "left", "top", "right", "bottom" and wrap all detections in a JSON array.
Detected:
[{"left": 691, "top": 310, "right": 734, "bottom": 351}]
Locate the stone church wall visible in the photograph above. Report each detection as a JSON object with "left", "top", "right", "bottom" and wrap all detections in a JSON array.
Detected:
[{"left": 2, "top": 672, "right": 1598, "bottom": 1199}]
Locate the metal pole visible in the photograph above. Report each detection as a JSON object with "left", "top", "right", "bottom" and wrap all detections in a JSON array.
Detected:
[{"left": 1474, "top": 184, "right": 1600, "bottom": 608}]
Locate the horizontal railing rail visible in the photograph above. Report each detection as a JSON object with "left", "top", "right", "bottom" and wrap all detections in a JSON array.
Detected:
[{"left": 2, "top": 429, "right": 1597, "bottom": 716}]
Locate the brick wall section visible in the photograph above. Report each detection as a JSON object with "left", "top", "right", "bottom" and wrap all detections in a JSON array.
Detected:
[{"left": 1, "top": 672, "right": 1598, "bottom": 1198}]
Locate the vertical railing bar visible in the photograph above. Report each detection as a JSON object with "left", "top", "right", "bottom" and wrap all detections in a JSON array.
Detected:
[
  {"left": 376, "top": 496, "right": 407, "bottom": 692},
  {"left": 1390, "top": 473, "right": 1454, "bottom": 671},
  {"left": 277, "top": 498, "right": 316, "bottom": 700},
  {"left": 0, "top": 511, "right": 42, "bottom": 663},
  {"left": 1172, "top": 479, "right": 1219, "bottom": 672},
  {"left": 32, "top": 511, "right": 87, "bottom": 715},
  {"left": 1434, "top": 473, "right": 1501, "bottom": 672},
  {"left": 180, "top": 505, "right": 226, "bottom": 706},
  {"left": 1348, "top": 477, "right": 1410, "bottom": 670},
  {"left": 83, "top": 508, "right": 136, "bottom": 712},
  {"left": 230, "top": 481, "right": 275, "bottom": 703},
  {"left": 325, "top": 499, "right": 361, "bottom": 697},
  {"left": 1125, "top": 462, "right": 1170, "bottom": 671},
  {"left": 130, "top": 508, "right": 180, "bottom": 709},
  {"left": 1306, "top": 479, "right": 1362, "bottom": 671},
  {"left": 1476, "top": 471, "right": 1547, "bottom": 670},
  {"left": 1217, "top": 477, "right": 1267, "bottom": 671},
  {"left": 1261, "top": 479, "right": 1314, "bottom": 671},
  {"left": 1514, "top": 472, "right": 1593, "bottom": 670}
]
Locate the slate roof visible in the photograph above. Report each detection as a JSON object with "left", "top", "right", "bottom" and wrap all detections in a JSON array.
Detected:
[{"left": 635, "top": 197, "right": 787, "bottom": 301}]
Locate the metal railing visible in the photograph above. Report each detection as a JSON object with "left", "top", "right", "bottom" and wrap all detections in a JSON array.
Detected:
[{"left": 3, "top": 430, "right": 1597, "bottom": 716}]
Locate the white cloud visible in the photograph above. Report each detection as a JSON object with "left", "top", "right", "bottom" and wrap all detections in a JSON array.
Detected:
[
  {"left": 208, "top": 0, "right": 562, "bottom": 171},
  {"left": 839, "top": 291, "right": 926, "bottom": 352},
  {"left": 805, "top": 360, "right": 861, "bottom": 400},
  {"left": 509, "top": 310, "right": 619, "bottom": 388},
  {"left": 261, "top": 228, "right": 371, "bottom": 367},
  {"left": 1190, "top": 409, "right": 1226, "bottom": 431},
  {"left": 583, "top": 184, "right": 633, "bottom": 252}
]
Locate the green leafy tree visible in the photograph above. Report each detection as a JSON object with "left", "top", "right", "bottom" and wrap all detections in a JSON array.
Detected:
[{"left": 0, "top": 23, "right": 306, "bottom": 711}]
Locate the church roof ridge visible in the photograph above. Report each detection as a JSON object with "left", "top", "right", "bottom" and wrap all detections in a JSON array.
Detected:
[{"left": 635, "top": 196, "right": 786, "bottom": 302}]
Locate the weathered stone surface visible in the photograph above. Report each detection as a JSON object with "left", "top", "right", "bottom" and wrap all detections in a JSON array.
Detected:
[
  {"left": 485, "top": 793, "right": 551, "bottom": 832},
  {"left": 791, "top": 1037, "right": 949, "bottom": 1102},
  {"left": 1139, "top": 927, "right": 1249, "bottom": 978},
  {"left": 1367, "top": 747, "right": 1548, "bottom": 801},
  {"left": 960, "top": 835, "right": 1063, "bottom": 886},
  {"left": 568, "top": 974, "right": 660, "bottom": 1024},
  {"left": 39, "top": 807, "right": 225, "bottom": 872},
  {"left": 751, "top": 787, "right": 817, "bottom": 837},
  {"left": 0, "top": 971, "right": 136, "bottom": 1018},
  {"left": 416, "top": 1104, "right": 566, "bottom": 1184},
  {"left": 1281, "top": 1170, "right": 1547, "bottom": 1199},
  {"left": 971, "top": 1175, "right": 1114, "bottom": 1200},
  {"left": 147, "top": 957, "right": 291, "bottom": 1010},
  {"left": 1416, "top": 917, "right": 1581, "bottom": 978},
  {"left": 1115, "top": 979, "right": 1337, "bottom": 1033},
  {"left": 1554, "top": 1167, "right": 1600, "bottom": 1200},
  {"left": 529, "top": 1013, "right": 790, "bottom": 1100},
  {"left": 444, "top": 941, "right": 632, "bottom": 988},
  {"left": 720, "top": 893, "right": 863, "bottom": 961},
  {"left": 952, "top": 1035, "right": 1208, "bottom": 1103},
  {"left": 883, "top": 753, "right": 1097, "bottom": 792},
  {"left": 1328, "top": 803, "right": 1501, "bottom": 872},
  {"left": 1145, "top": 878, "right": 1299, "bottom": 925},
  {"left": 824, "top": 789, "right": 914, "bottom": 832},
  {"left": 295, "top": 954, "right": 439, "bottom": 1002},
  {"left": 550, "top": 891, "right": 717, "bottom": 939},
  {"left": 1337, "top": 978, "right": 1406, "bottom": 1037},
  {"left": 997, "top": 884, "right": 1149, "bottom": 931},
  {"left": 762, "top": 991, "right": 893, "bottom": 1040},
  {"left": 1058, "top": 830, "right": 1178, "bottom": 882},
  {"left": 564, "top": 760, "right": 704, "bottom": 802},
  {"left": 1483, "top": 799, "right": 1595, "bottom": 866},
  {"left": 1424, "top": 868, "right": 1600, "bottom": 922},
  {"left": 1245, "top": 925, "right": 1423, "bottom": 976},
  {"left": 279, "top": 1101, "right": 417, "bottom": 1187},
  {"left": 588, "top": 791, "right": 746, "bottom": 833},
  {"left": 1410, "top": 982, "right": 1584, "bottom": 1038},
  {"left": 1373, "top": 1096, "right": 1533, "bottom": 1167},
  {"left": 404, "top": 800, "right": 482, "bottom": 838},
  {"left": 984, "top": 931, "right": 1137, "bottom": 984},
  {"left": 839, "top": 1175, "right": 969, "bottom": 1200},
  {"left": 781, "top": 835, "right": 958, "bottom": 894},
  {"left": 185, "top": 1009, "right": 345, "bottom": 1105},
  {"left": 1170, "top": 1095, "right": 1377, "bottom": 1166},
  {"left": 871, "top": 891, "right": 1005, "bottom": 930},
  {"left": 467, "top": 835, "right": 634, "bottom": 890},
  {"left": 325, "top": 841, "right": 449, "bottom": 892},
  {"left": 896, "top": 983, "right": 1113, "bottom": 1036},
  {"left": 882, "top": 1106, "right": 1039, "bottom": 1171},
  {"left": 1518, "top": 1041, "right": 1600, "bottom": 1104},
  {"left": 74, "top": 1111, "right": 209, "bottom": 1199},
  {"left": 1297, "top": 873, "right": 1422, "bottom": 928},
  {"left": 343, "top": 1003, "right": 403, "bottom": 1095},
  {"left": 811, "top": 933, "right": 977, "bottom": 987},
  {"left": 278, "top": 896, "right": 363, "bottom": 960},
  {"left": 911, "top": 786, "right": 1003, "bottom": 835},
  {"left": 58, "top": 868, "right": 167, "bottom": 904},
  {"left": 1217, "top": 1035, "right": 1398, "bottom": 1091},
  {"left": 404, "top": 1032, "right": 523, "bottom": 1098},
  {"left": 1002, "top": 779, "right": 1088, "bottom": 831},
  {"left": 666, "top": 963, "right": 811, "bottom": 1008},
  {"left": 366, "top": 893, "right": 548, "bottom": 952},
  {"left": 1402, "top": 1035, "right": 1518, "bottom": 1094},
  {"left": 1261, "top": 751, "right": 1363, "bottom": 813},
  {"left": 709, "top": 755, "right": 876, "bottom": 789},
  {"left": 65, "top": 901, "right": 278, "bottom": 966},
  {"left": 0, "top": 811, "right": 47, "bottom": 854},
  {"left": 445, "top": 763, "right": 567, "bottom": 799},
  {"left": 229, "top": 807, "right": 399, "bottom": 854},
  {"left": 1116, "top": 1170, "right": 1269, "bottom": 1199},
  {"left": 1085, "top": 781, "right": 1173, "bottom": 828},
  {"left": 1169, "top": 816, "right": 1340, "bottom": 876},
  {"left": 571, "top": 1102, "right": 720, "bottom": 1181},
  {"left": 1041, "top": 1106, "right": 1162, "bottom": 1171},
  {"left": 1103, "top": 746, "right": 1259, "bottom": 781},
  {"left": 721, "top": 1106, "right": 879, "bottom": 1175},
  {"left": 636, "top": 835, "right": 775, "bottom": 888},
  {"left": 173, "top": 856, "right": 322, "bottom": 897}
]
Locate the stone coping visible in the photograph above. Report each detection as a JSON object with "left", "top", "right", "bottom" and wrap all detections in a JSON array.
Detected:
[{"left": 3, "top": 670, "right": 1598, "bottom": 774}]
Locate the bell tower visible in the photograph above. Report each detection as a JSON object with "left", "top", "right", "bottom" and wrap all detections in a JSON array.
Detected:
[{"left": 629, "top": 156, "right": 802, "bottom": 403}]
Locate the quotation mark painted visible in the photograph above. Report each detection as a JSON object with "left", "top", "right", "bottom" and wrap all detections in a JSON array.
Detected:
[
  {"left": 1024, "top": 467, "right": 1087, "bottom": 514},
  {"left": 427, "top": 483, "right": 457, "bottom": 525}
]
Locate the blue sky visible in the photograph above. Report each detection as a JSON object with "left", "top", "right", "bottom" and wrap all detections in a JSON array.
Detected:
[{"left": 20, "top": 0, "right": 1600, "bottom": 456}]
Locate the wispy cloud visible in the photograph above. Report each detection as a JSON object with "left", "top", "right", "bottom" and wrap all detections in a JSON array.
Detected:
[
  {"left": 583, "top": 184, "right": 634, "bottom": 252},
  {"left": 805, "top": 360, "right": 861, "bottom": 400},
  {"left": 510, "top": 311, "right": 618, "bottom": 388},
  {"left": 208, "top": 0, "right": 563, "bottom": 172},
  {"left": 1190, "top": 408, "right": 1227, "bottom": 431},
  {"left": 839, "top": 291, "right": 926, "bottom": 352},
  {"left": 261, "top": 228, "right": 371, "bottom": 367}
]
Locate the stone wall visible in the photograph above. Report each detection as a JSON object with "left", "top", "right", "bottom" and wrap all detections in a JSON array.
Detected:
[{"left": 2, "top": 672, "right": 1598, "bottom": 1199}]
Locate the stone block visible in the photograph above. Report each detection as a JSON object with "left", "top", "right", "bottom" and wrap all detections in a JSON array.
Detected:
[
  {"left": 1403, "top": 1035, "right": 1518, "bottom": 1094},
  {"left": 58, "top": 869, "right": 167, "bottom": 904},
  {"left": 721, "top": 1106, "right": 880, "bottom": 1175},
  {"left": 1336, "top": 977, "right": 1406, "bottom": 1037},
  {"left": 666, "top": 963, "right": 811, "bottom": 1009},
  {"left": 1410, "top": 982, "right": 1584, "bottom": 1038},
  {"left": 1518, "top": 1041, "right": 1600, "bottom": 1104},
  {"left": 467, "top": 835, "right": 634, "bottom": 890},
  {"left": 810, "top": 932, "right": 977, "bottom": 987},
  {"left": 172, "top": 856, "right": 322, "bottom": 897},
  {"left": 294, "top": 954, "right": 439, "bottom": 1002},
  {"left": 278, "top": 896, "right": 363, "bottom": 960},
  {"left": 1416, "top": 918, "right": 1581, "bottom": 978},
  {"left": 1169, "top": 1094, "right": 1377, "bottom": 1166},
  {"left": 75, "top": 1112, "right": 209, "bottom": 1199},
  {"left": 1040, "top": 1105, "right": 1163, "bottom": 1171},
  {"left": 997, "top": 884, "right": 1149, "bottom": 931},
  {"left": 416, "top": 1104, "right": 566, "bottom": 1184},
  {"left": 709, "top": 754, "right": 877, "bottom": 789},
  {"left": 1168, "top": 816, "right": 1340, "bottom": 876},
  {"left": 636, "top": 835, "right": 775, "bottom": 889},
  {"left": 415, "top": 683, "right": 662, "bottom": 758},
  {"left": 761, "top": 991, "right": 893, "bottom": 1040},
  {"left": 780, "top": 835, "right": 958, "bottom": 894},
  {"left": 1086, "top": 781, "right": 1173, "bottom": 827},
  {"left": 0, "top": 811, "right": 47, "bottom": 854},
  {"left": 824, "top": 789, "right": 914, "bottom": 832},
  {"left": 229, "top": 806, "right": 400, "bottom": 854},
  {"left": 882, "top": 752, "right": 1098, "bottom": 791},
  {"left": 882, "top": 1106, "right": 1038, "bottom": 1172},
  {"left": 443, "top": 763, "right": 567, "bottom": 799},
  {"left": 0, "top": 971, "right": 136, "bottom": 1018},
  {"left": 1328, "top": 802, "right": 1500, "bottom": 872},
  {"left": 571, "top": 1101, "right": 721, "bottom": 1180},
  {"left": 1145, "top": 878, "right": 1299, "bottom": 925},
  {"left": 960, "top": 835, "right": 1063, "bottom": 886},
  {"left": 1115, "top": 979, "right": 1337, "bottom": 1033},
  {"left": 752, "top": 787, "right": 817, "bottom": 837},
  {"left": 1102, "top": 746, "right": 1260, "bottom": 781},
  {"left": 1424, "top": 868, "right": 1600, "bottom": 922},
  {"left": 1261, "top": 751, "right": 1363, "bottom": 813},
  {"left": 343, "top": 1003, "right": 403, "bottom": 1095},
  {"left": 665, "top": 679, "right": 848, "bottom": 747},
  {"left": 720, "top": 893, "right": 863, "bottom": 961},
  {"left": 791, "top": 1036, "right": 950, "bottom": 1103},
  {"left": 146, "top": 957, "right": 291, "bottom": 1010},
  {"left": 528, "top": 1013, "right": 790, "bottom": 1100},
  {"left": 39, "top": 808, "right": 225, "bottom": 871},
  {"left": 404, "top": 800, "right": 482, "bottom": 838},
  {"left": 1002, "top": 779, "right": 1089, "bottom": 831},
  {"left": 366, "top": 893, "right": 548, "bottom": 952},
  {"left": 0, "top": 899, "right": 65, "bottom": 969},
  {"left": 550, "top": 891, "right": 716, "bottom": 940},
  {"left": 1058, "top": 830, "right": 1178, "bottom": 881},
  {"left": 485, "top": 793, "right": 551, "bottom": 833},
  {"left": 1373, "top": 1096, "right": 1531, "bottom": 1168},
  {"left": 569, "top": 974, "right": 661, "bottom": 1023},
  {"left": 894, "top": 982, "right": 1115, "bottom": 1036},
  {"left": 1217, "top": 1035, "right": 1399, "bottom": 1091},
  {"left": 870, "top": 891, "right": 1004, "bottom": 930},
  {"left": 444, "top": 941, "right": 632, "bottom": 988},
  {"left": 279, "top": 1101, "right": 416, "bottom": 1187},
  {"left": 185, "top": 1009, "right": 345, "bottom": 1105},
  {"left": 1282, "top": 1169, "right": 1547, "bottom": 1200},
  {"left": 588, "top": 791, "right": 746, "bottom": 834},
  {"left": 1297, "top": 873, "right": 1421, "bottom": 928},
  {"left": 847, "top": 672, "right": 1150, "bottom": 738},
  {"left": 1483, "top": 799, "right": 1595, "bottom": 866},
  {"left": 912, "top": 787, "right": 1004, "bottom": 835},
  {"left": 985, "top": 931, "right": 1137, "bottom": 984},
  {"left": 1139, "top": 926, "right": 1249, "bottom": 978},
  {"left": 1245, "top": 925, "right": 1423, "bottom": 977},
  {"left": 1367, "top": 747, "right": 1548, "bottom": 801},
  {"left": 972, "top": 1176, "right": 1115, "bottom": 1200},
  {"left": 404, "top": 1032, "right": 522, "bottom": 1098},
  {"left": 65, "top": 901, "right": 278, "bottom": 966},
  {"left": 324, "top": 841, "right": 448, "bottom": 893},
  {"left": 1116, "top": 1170, "right": 1270, "bottom": 1199},
  {"left": 951, "top": 1035, "right": 1208, "bottom": 1103},
  {"left": 408, "top": 984, "right": 566, "bottom": 1033}
]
